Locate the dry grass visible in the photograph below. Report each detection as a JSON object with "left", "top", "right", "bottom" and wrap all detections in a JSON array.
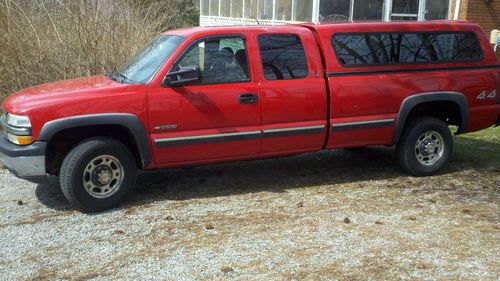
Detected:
[{"left": 0, "top": 0, "right": 197, "bottom": 100}]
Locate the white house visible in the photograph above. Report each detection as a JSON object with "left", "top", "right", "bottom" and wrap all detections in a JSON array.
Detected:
[{"left": 199, "top": 0, "right": 454, "bottom": 26}]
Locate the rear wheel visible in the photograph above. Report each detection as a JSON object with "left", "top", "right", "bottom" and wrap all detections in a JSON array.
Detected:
[
  {"left": 397, "top": 117, "right": 453, "bottom": 176},
  {"left": 60, "top": 137, "right": 137, "bottom": 212}
]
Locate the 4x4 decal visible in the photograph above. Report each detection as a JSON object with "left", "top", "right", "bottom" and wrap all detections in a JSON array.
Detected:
[{"left": 477, "top": 90, "right": 497, "bottom": 100}]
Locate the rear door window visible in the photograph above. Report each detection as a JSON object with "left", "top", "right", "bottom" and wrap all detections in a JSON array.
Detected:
[
  {"left": 331, "top": 32, "right": 483, "bottom": 66},
  {"left": 257, "top": 34, "right": 309, "bottom": 80}
]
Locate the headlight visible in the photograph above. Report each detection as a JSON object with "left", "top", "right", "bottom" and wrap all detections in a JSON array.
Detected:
[
  {"left": 2, "top": 113, "right": 33, "bottom": 145},
  {"left": 7, "top": 113, "right": 31, "bottom": 127}
]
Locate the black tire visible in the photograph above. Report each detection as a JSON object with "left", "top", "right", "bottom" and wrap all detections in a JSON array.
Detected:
[
  {"left": 60, "top": 137, "right": 137, "bottom": 212},
  {"left": 397, "top": 116, "right": 453, "bottom": 176}
]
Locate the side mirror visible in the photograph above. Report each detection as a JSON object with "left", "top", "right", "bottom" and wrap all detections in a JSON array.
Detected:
[{"left": 163, "top": 66, "right": 201, "bottom": 87}]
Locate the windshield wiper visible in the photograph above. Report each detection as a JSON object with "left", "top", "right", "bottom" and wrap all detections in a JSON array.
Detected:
[
  {"left": 105, "top": 71, "right": 131, "bottom": 83},
  {"left": 117, "top": 72, "right": 131, "bottom": 83},
  {"left": 105, "top": 71, "right": 117, "bottom": 82}
]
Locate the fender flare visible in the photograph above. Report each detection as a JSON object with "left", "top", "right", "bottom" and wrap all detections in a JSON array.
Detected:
[
  {"left": 38, "top": 113, "right": 152, "bottom": 168},
  {"left": 392, "top": 92, "right": 468, "bottom": 144}
]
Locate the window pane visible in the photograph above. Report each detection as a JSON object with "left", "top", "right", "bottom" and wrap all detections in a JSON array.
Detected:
[
  {"left": 425, "top": 0, "right": 449, "bottom": 20},
  {"left": 332, "top": 34, "right": 380, "bottom": 65},
  {"left": 231, "top": 0, "right": 243, "bottom": 17},
  {"left": 432, "top": 33, "right": 483, "bottom": 61},
  {"left": 221, "top": 0, "right": 230, "bottom": 17},
  {"left": 258, "top": 34, "right": 308, "bottom": 80},
  {"left": 209, "top": 0, "right": 219, "bottom": 16},
  {"left": 391, "top": 16, "right": 418, "bottom": 20},
  {"left": 320, "top": 0, "right": 350, "bottom": 22},
  {"left": 331, "top": 32, "right": 483, "bottom": 66},
  {"left": 259, "top": 0, "right": 273, "bottom": 19},
  {"left": 276, "top": 0, "right": 292, "bottom": 21},
  {"left": 174, "top": 36, "right": 249, "bottom": 84},
  {"left": 398, "top": 34, "right": 435, "bottom": 62},
  {"left": 179, "top": 43, "right": 203, "bottom": 70},
  {"left": 392, "top": 0, "right": 418, "bottom": 14},
  {"left": 295, "top": 0, "right": 313, "bottom": 21},
  {"left": 201, "top": 0, "right": 209, "bottom": 16},
  {"left": 244, "top": 0, "right": 258, "bottom": 19},
  {"left": 353, "top": 0, "right": 383, "bottom": 20}
]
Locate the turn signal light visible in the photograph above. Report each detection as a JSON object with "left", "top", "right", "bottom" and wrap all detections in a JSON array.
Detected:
[{"left": 7, "top": 133, "right": 33, "bottom": 145}]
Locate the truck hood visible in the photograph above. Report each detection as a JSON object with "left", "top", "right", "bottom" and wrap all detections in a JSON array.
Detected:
[{"left": 2, "top": 75, "right": 130, "bottom": 114}]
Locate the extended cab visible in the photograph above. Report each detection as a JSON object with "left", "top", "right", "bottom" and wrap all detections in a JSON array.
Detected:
[{"left": 1, "top": 21, "right": 499, "bottom": 212}]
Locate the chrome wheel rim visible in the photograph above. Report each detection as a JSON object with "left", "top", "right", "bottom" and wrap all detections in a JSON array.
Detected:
[
  {"left": 414, "top": 130, "right": 444, "bottom": 166},
  {"left": 83, "top": 155, "right": 124, "bottom": 198}
]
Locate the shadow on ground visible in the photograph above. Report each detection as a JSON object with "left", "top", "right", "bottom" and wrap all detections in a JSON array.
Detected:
[{"left": 35, "top": 137, "right": 500, "bottom": 211}]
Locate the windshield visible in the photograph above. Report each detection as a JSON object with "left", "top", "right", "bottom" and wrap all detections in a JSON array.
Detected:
[{"left": 117, "top": 35, "right": 185, "bottom": 83}]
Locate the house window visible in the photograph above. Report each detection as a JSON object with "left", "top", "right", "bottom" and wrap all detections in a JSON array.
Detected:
[
  {"left": 244, "top": 0, "right": 258, "bottom": 19},
  {"left": 209, "top": 0, "right": 219, "bottom": 16},
  {"left": 391, "top": 0, "right": 419, "bottom": 20},
  {"left": 231, "top": 0, "right": 243, "bottom": 18},
  {"left": 220, "top": 0, "right": 231, "bottom": 17},
  {"left": 353, "top": 0, "right": 384, "bottom": 20},
  {"left": 295, "top": 0, "right": 313, "bottom": 21},
  {"left": 276, "top": 0, "right": 292, "bottom": 21},
  {"left": 258, "top": 0, "right": 274, "bottom": 20},
  {"left": 320, "top": 0, "right": 350, "bottom": 22},
  {"left": 425, "top": 0, "right": 450, "bottom": 20},
  {"left": 201, "top": 0, "right": 209, "bottom": 16},
  {"left": 200, "top": 0, "right": 451, "bottom": 25}
]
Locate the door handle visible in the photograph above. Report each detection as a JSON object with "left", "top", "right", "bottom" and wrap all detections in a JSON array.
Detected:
[{"left": 238, "top": 93, "right": 258, "bottom": 104}]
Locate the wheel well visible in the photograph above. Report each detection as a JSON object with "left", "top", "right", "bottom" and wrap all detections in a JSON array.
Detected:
[
  {"left": 45, "top": 125, "right": 142, "bottom": 175},
  {"left": 405, "top": 101, "right": 462, "bottom": 128}
]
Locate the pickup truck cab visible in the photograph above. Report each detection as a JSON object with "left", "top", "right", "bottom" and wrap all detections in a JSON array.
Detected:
[{"left": 1, "top": 21, "right": 499, "bottom": 212}]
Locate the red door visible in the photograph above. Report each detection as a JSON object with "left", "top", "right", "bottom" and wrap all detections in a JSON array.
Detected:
[
  {"left": 256, "top": 31, "right": 328, "bottom": 154},
  {"left": 147, "top": 34, "right": 262, "bottom": 165}
]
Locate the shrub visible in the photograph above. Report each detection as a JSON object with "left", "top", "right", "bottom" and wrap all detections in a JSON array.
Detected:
[{"left": 0, "top": 0, "right": 197, "bottom": 100}]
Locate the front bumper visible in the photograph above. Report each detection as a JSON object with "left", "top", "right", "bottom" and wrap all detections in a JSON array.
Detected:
[{"left": 0, "top": 130, "right": 47, "bottom": 183}]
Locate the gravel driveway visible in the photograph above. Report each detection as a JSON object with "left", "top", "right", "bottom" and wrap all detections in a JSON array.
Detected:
[{"left": 0, "top": 131, "right": 499, "bottom": 281}]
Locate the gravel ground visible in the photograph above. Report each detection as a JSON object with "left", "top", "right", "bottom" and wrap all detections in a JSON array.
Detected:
[{"left": 0, "top": 131, "right": 499, "bottom": 281}]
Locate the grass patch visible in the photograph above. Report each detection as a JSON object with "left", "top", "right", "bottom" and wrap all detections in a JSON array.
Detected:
[{"left": 453, "top": 126, "right": 500, "bottom": 168}]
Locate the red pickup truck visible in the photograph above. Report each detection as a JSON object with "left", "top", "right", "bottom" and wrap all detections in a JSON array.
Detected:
[{"left": 1, "top": 21, "right": 499, "bottom": 211}]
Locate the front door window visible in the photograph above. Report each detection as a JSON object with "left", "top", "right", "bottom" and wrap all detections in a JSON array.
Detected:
[{"left": 173, "top": 36, "right": 250, "bottom": 85}]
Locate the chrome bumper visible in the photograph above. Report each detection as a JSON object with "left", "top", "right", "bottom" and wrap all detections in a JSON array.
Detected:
[{"left": 0, "top": 130, "right": 47, "bottom": 183}]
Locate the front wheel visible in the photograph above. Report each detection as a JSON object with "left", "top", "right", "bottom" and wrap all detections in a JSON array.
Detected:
[
  {"left": 397, "top": 117, "right": 453, "bottom": 176},
  {"left": 60, "top": 137, "right": 137, "bottom": 212}
]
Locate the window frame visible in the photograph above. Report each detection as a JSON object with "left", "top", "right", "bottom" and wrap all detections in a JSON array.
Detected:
[
  {"left": 331, "top": 31, "right": 484, "bottom": 68},
  {"left": 168, "top": 34, "right": 252, "bottom": 86},
  {"left": 257, "top": 33, "right": 310, "bottom": 81}
]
